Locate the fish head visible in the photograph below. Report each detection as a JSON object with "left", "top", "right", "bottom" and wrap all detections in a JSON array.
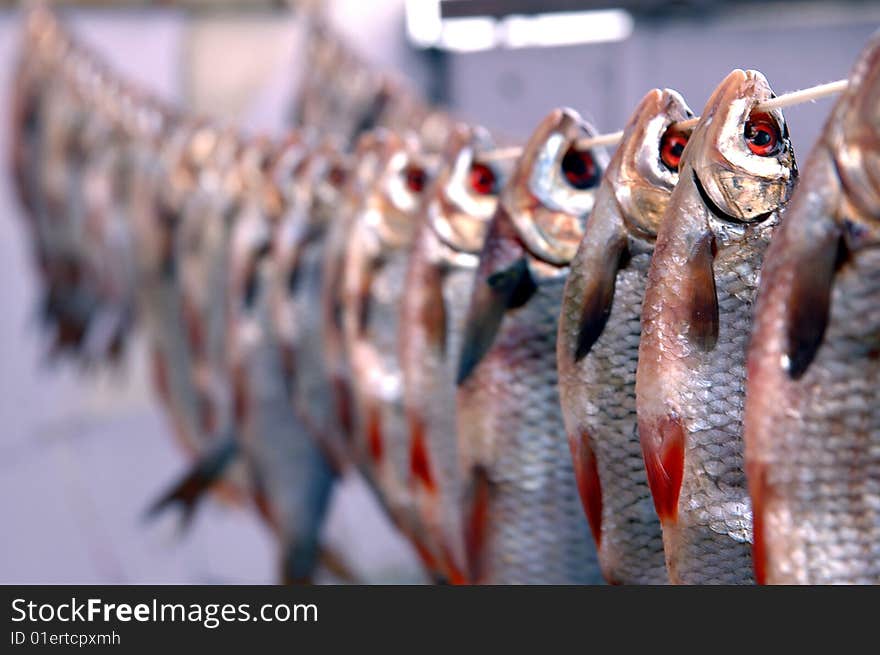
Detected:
[
  {"left": 504, "top": 108, "right": 609, "bottom": 266},
  {"left": 830, "top": 32, "right": 880, "bottom": 233},
  {"left": 687, "top": 69, "right": 796, "bottom": 223},
  {"left": 270, "top": 132, "right": 311, "bottom": 197},
  {"left": 427, "top": 124, "right": 507, "bottom": 254},
  {"left": 364, "top": 131, "right": 431, "bottom": 247},
  {"left": 612, "top": 88, "right": 694, "bottom": 239}
]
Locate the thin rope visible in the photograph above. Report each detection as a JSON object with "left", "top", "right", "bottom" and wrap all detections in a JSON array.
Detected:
[{"left": 481, "top": 79, "right": 849, "bottom": 161}]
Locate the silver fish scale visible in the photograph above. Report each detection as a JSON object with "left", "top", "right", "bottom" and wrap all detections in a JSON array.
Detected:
[
  {"left": 403, "top": 228, "right": 476, "bottom": 568},
  {"left": 559, "top": 249, "right": 668, "bottom": 583},
  {"left": 465, "top": 263, "right": 602, "bottom": 584},
  {"left": 671, "top": 232, "right": 771, "bottom": 584},
  {"left": 290, "top": 229, "right": 336, "bottom": 439},
  {"left": 764, "top": 248, "right": 880, "bottom": 584},
  {"left": 237, "top": 261, "right": 334, "bottom": 572},
  {"left": 360, "top": 245, "right": 416, "bottom": 522}
]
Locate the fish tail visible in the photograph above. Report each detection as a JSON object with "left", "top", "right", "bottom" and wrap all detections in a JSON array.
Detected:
[{"left": 144, "top": 435, "right": 239, "bottom": 530}]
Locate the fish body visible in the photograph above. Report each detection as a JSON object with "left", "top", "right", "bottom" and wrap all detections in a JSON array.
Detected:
[
  {"left": 272, "top": 140, "right": 351, "bottom": 473},
  {"left": 341, "top": 132, "right": 433, "bottom": 556},
  {"left": 456, "top": 109, "right": 607, "bottom": 584},
  {"left": 557, "top": 89, "right": 693, "bottom": 584},
  {"left": 744, "top": 34, "right": 880, "bottom": 584},
  {"left": 130, "top": 121, "right": 213, "bottom": 457},
  {"left": 400, "top": 125, "right": 502, "bottom": 581},
  {"left": 227, "top": 141, "right": 335, "bottom": 583},
  {"left": 320, "top": 132, "right": 399, "bottom": 451},
  {"left": 635, "top": 70, "right": 797, "bottom": 584},
  {"left": 175, "top": 127, "right": 244, "bottom": 446}
]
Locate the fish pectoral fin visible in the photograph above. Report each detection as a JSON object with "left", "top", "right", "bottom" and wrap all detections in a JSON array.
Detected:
[
  {"left": 456, "top": 258, "right": 535, "bottom": 385},
  {"left": 409, "top": 413, "right": 437, "bottom": 493},
  {"left": 144, "top": 435, "right": 239, "bottom": 530},
  {"left": 684, "top": 230, "right": 719, "bottom": 352},
  {"left": 574, "top": 236, "right": 629, "bottom": 362},
  {"left": 639, "top": 413, "right": 686, "bottom": 525},
  {"left": 462, "top": 465, "right": 493, "bottom": 584},
  {"left": 783, "top": 226, "right": 842, "bottom": 380},
  {"left": 420, "top": 264, "right": 449, "bottom": 356}
]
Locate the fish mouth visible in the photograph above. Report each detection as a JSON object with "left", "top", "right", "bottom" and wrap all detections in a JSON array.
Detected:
[{"left": 692, "top": 171, "right": 773, "bottom": 224}]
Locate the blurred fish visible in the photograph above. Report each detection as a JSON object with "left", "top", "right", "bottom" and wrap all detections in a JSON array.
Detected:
[
  {"left": 320, "top": 132, "right": 401, "bottom": 451},
  {"left": 400, "top": 125, "right": 504, "bottom": 583},
  {"left": 635, "top": 70, "right": 797, "bottom": 584},
  {"left": 227, "top": 138, "right": 336, "bottom": 583},
  {"left": 557, "top": 89, "right": 693, "bottom": 584},
  {"left": 130, "top": 120, "right": 219, "bottom": 464},
  {"left": 340, "top": 131, "right": 438, "bottom": 571},
  {"left": 744, "top": 34, "right": 880, "bottom": 584},
  {"left": 272, "top": 139, "right": 351, "bottom": 471},
  {"left": 456, "top": 109, "right": 607, "bottom": 584},
  {"left": 175, "top": 125, "right": 244, "bottom": 449}
]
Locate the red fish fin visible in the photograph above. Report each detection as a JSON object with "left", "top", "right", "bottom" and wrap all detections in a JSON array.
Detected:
[
  {"left": 457, "top": 258, "right": 535, "bottom": 385},
  {"left": 783, "top": 227, "right": 842, "bottom": 379},
  {"left": 569, "top": 430, "right": 603, "bottom": 549},
  {"left": 366, "top": 403, "right": 384, "bottom": 464},
  {"left": 574, "top": 236, "right": 629, "bottom": 362},
  {"left": 640, "top": 413, "right": 686, "bottom": 524},
  {"left": 420, "top": 263, "right": 448, "bottom": 355},
  {"left": 685, "top": 231, "right": 719, "bottom": 352},
  {"left": 409, "top": 414, "right": 436, "bottom": 492},
  {"left": 181, "top": 294, "right": 205, "bottom": 356},
  {"left": 440, "top": 545, "right": 469, "bottom": 586},
  {"left": 317, "top": 546, "right": 360, "bottom": 584},
  {"left": 747, "top": 460, "right": 770, "bottom": 585},
  {"left": 463, "top": 466, "right": 492, "bottom": 584},
  {"left": 232, "top": 362, "right": 249, "bottom": 425},
  {"left": 332, "top": 376, "right": 354, "bottom": 442},
  {"left": 411, "top": 536, "right": 443, "bottom": 582},
  {"left": 150, "top": 347, "right": 171, "bottom": 405}
]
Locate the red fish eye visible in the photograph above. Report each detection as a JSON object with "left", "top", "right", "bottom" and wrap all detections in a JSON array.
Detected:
[
  {"left": 561, "top": 146, "right": 600, "bottom": 190},
  {"left": 744, "top": 112, "right": 780, "bottom": 157},
  {"left": 328, "top": 165, "right": 347, "bottom": 187},
  {"left": 660, "top": 128, "right": 689, "bottom": 172},
  {"left": 405, "top": 166, "right": 427, "bottom": 193},
  {"left": 469, "top": 162, "right": 497, "bottom": 195}
]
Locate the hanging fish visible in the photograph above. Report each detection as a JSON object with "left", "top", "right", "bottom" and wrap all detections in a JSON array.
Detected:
[
  {"left": 320, "top": 131, "right": 401, "bottom": 452},
  {"left": 131, "top": 119, "right": 220, "bottom": 468},
  {"left": 557, "top": 89, "right": 693, "bottom": 584},
  {"left": 456, "top": 108, "right": 607, "bottom": 584},
  {"left": 635, "top": 70, "right": 797, "bottom": 584},
  {"left": 340, "top": 130, "right": 439, "bottom": 571},
  {"left": 174, "top": 125, "right": 244, "bottom": 454},
  {"left": 226, "top": 137, "right": 336, "bottom": 583},
  {"left": 400, "top": 124, "right": 505, "bottom": 583},
  {"left": 272, "top": 138, "right": 351, "bottom": 472},
  {"left": 744, "top": 34, "right": 880, "bottom": 585}
]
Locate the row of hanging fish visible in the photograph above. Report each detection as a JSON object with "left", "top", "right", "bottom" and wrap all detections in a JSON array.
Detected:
[{"left": 10, "top": 8, "right": 880, "bottom": 584}]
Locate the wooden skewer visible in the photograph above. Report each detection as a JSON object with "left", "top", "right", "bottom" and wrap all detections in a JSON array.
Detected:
[{"left": 480, "top": 79, "right": 849, "bottom": 162}]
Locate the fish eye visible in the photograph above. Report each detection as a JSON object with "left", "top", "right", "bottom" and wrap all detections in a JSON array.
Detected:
[
  {"left": 469, "top": 162, "right": 497, "bottom": 195},
  {"left": 405, "top": 165, "right": 427, "bottom": 193},
  {"left": 561, "top": 146, "right": 600, "bottom": 190},
  {"left": 327, "top": 164, "right": 347, "bottom": 187},
  {"left": 659, "top": 128, "right": 689, "bottom": 172},
  {"left": 744, "top": 112, "right": 781, "bottom": 157}
]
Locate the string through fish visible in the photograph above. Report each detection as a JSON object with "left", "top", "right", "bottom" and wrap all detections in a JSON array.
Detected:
[{"left": 480, "top": 79, "right": 849, "bottom": 162}]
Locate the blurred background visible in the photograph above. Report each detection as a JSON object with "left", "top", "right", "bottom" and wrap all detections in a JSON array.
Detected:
[{"left": 0, "top": 0, "right": 877, "bottom": 583}]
